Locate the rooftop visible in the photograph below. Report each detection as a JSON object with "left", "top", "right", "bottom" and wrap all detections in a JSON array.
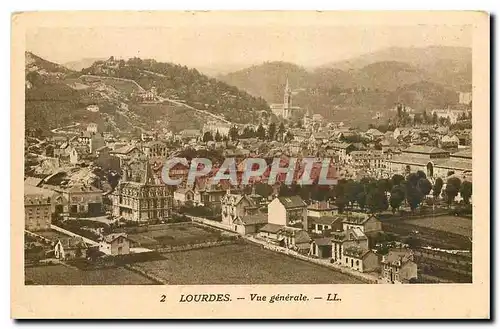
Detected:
[{"left": 277, "top": 196, "right": 306, "bottom": 209}]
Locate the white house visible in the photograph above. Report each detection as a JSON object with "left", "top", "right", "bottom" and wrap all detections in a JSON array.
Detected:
[{"left": 267, "top": 196, "right": 307, "bottom": 229}]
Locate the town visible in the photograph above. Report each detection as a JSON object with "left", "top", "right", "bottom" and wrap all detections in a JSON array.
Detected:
[{"left": 24, "top": 53, "right": 473, "bottom": 286}]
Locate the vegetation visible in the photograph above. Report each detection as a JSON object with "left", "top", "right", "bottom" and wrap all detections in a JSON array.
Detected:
[{"left": 82, "top": 57, "right": 271, "bottom": 124}]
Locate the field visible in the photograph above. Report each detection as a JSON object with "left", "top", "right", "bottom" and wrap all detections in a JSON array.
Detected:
[
  {"left": 79, "top": 76, "right": 143, "bottom": 94},
  {"left": 25, "top": 264, "right": 156, "bottom": 285},
  {"left": 400, "top": 216, "right": 472, "bottom": 238},
  {"left": 34, "top": 230, "right": 72, "bottom": 242},
  {"left": 129, "top": 103, "right": 203, "bottom": 132},
  {"left": 133, "top": 243, "right": 365, "bottom": 285},
  {"left": 126, "top": 223, "right": 234, "bottom": 248},
  {"left": 383, "top": 215, "right": 472, "bottom": 250}
]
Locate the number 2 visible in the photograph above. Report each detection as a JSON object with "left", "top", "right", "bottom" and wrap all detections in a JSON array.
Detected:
[{"left": 160, "top": 295, "right": 166, "bottom": 302}]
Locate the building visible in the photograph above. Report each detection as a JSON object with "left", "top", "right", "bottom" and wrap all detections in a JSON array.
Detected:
[
  {"left": 310, "top": 237, "right": 333, "bottom": 258},
  {"left": 350, "top": 150, "right": 385, "bottom": 170},
  {"left": 221, "top": 192, "right": 257, "bottom": 227},
  {"left": 326, "top": 142, "right": 356, "bottom": 163},
  {"left": 110, "top": 145, "right": 143, "bottom": 161},
  {"left": 232, "top": 213, "right": 268, "bottom": 235},
  {"left": 386, "top": 145, "right": 450, "bottom": 178},
  {"left": 386, "top": 145, "right": 471, "bottom": 179},
  {"left": 342, "top": 214, "right": 382, "bottom": 234},
  {"left": 258, "top": 223, "right": 284, "bottom": 241},
  {"left": 178, "top": 129, "right": 202, "bottom": 142},
  {"left": 430, "top": 109, "right": 467, "bottom": 124},
  {"left": 142, "top": 140, "right": 168, "bottom": 158},
  {"left": 331, "top": 227, "right": 369, "bottom": 264},
  {"left": 307, "top": 201, "right": 339, "bottom": 218},
  {"left": 381, "top": 248, "right": 418, "bottom": 284},
  {"left": 24, "top": 185, "right": 54, "bottom": 231},
  {"left": 173, "top": 187, "right": 195, "bottom": 207},
  {"left": 110, "top": 161, "right": 173, "bottom": 222},
  {"left": 267, "top": 196, "right": 307, "bottom": 229},
  {"left": 278, "top": 227, "right": 311, "bottom": 253},
  {"left": 308, "top": 216, "right": 343, "bottom": 234},
  {"left": 458, "top": 91, "right": 472, "bottom": 105},
  {"left": 86, "top": 105, "right": 99, "bottom": 112},
  {"left": 58, "top": 185, "right": 103, "bottom": 216},
  {"left": 54, "top": 237, "right": 88, "bottom": 260},
  {"left": 270, "top": 79, "right": 301, "bottom": 119},
  {"left": 342, "top": 246, "right": 379, "bottom": 273},
  {"left": 203, "top": 121, "right": 232, "bottom": 137},
  {"left": 99, "top": 233, "right": 131, "bottom": 255},
  {"left": 87, "top": 123, "right": 98, "bottom": 133}
]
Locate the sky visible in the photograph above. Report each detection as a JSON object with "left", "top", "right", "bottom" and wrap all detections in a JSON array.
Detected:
[{"left": 26, "top": 24, "right": 471, "bottom": 71}]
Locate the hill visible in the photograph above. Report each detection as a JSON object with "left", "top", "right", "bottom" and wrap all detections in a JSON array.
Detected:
[
  {"left": 63, "top": 57, "right": 107, "bottom": 71},
  {"left": 218, "top": 61, "right": 311, "bottom": 103},
  {"left": 25, "top": 54, "right": 271, "bottom": 136},
  {"left": 218, "top": 46, "right": 472, "bottom": 128}
]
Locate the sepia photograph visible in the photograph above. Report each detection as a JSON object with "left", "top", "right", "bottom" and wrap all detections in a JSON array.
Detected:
[{"left": 11, "top": 10, "right": 490, "bottom": 319}]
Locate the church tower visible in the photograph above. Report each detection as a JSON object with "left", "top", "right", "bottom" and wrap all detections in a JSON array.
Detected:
[{"left": 283, "top": 78, "right": 292, "bottom": 119}]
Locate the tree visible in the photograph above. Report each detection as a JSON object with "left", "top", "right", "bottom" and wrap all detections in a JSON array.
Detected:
[
  {"left": 202, "top": 131, "right": 213, "bottom": 142},
  {"left": 256, "top": 124, "right": 266, "bottom": 140},
  {"left": 459, "top": 181, "right": 472, "bottom": 204},
  {"left": 284, "top": 131, "right": 294, "bottom": 142},
  {"left": 345, "top": 180, "right": 362, "bottom": 209},
  {"left": 255, "top": 183, "right": 273, "bottom": 199},
  {"left": 406, "top": 185, "right": 423, "bottom": 212},
  {"left": 267, "top": 122, "right": 277, "bottom": 141},
  {"left": 214, "top": 130, "right": 222, "bottom": 142},
  {"left": 407, "top": 173, "right": 419, "bottom": 187},
  {"left": 278, "top": 184, "right": 292, "bottom": 197},
  {"left": 432, "top": 178, "right": 444, "bottom": 200},
  {"left": 366, "top": 188, "right": 388, "bottom": 214},
  {"left": 228, "top": 126, "right": 239, "bottom": 141},
  {"left": 356, "top": 191, "right": 367, "bottom": 210},
  {"left": 444, "top": 177, "right": 461, "bottom": 206},
  {"left": 432, "top": 112, "right": 439, "bottom": 125},
  {"left": 277, "top": 122, "right": 286, "bottom": 140},
  {"left": 417, "top": 178, "right": 432, "bottom": 197},
  {"left": 377, "top": 179, "right": 392, "bottom": 193},
  {"left": 416, "top": 170, "right": 427, "bottom": 180},
  {"left": 391, "top": 174, "right": 405, "bottom": 187},
  {"left": 389, "top": 186, "right": 405, "bottom": 213},
  {"left": 335, "top": 196, "right": 347, "bottom": 214}
]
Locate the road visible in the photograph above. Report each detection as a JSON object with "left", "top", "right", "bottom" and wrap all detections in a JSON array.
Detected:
[
  {"left": 83, "top": 71, "right": 234, "bottom": 125},
  {"left": 50, "top": 122, "right": 80, "bottom": 134}
]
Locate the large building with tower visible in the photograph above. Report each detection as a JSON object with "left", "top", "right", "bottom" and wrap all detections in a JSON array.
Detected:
[{"left": 270, "top": 79, "right": 301, "bottom": 120}]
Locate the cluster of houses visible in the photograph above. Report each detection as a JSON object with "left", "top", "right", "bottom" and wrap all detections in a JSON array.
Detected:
[
  {"left": 208, "top": 191, "right": 417, "bottom": 283},
  {"left": 24, "top": 82, "right": 471, "bottom": 283}
]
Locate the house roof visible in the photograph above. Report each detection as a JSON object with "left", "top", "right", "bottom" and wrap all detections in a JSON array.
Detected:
[
  {"left": 308, "top": 216, "right": 341, "bottom": 226},
  {"left": 403, "top": 145, "right": 448, "bottom": 155},
  {"left": 112, "top": 145, "right": 139, "bottom": 155},
  {"left": 381, "top": 248, "right": 414, "bottom": 266},
  {"left": 331, "top": 227, "right": 367, "bottom": 242},
  {"left": 57, "top": 237, "right": 87, "bottom": 250},
  {"left": 313, "top": 237, "right": 332, "bottom": 246},
  {"left": 259, "top": 223, "right": 284, "bottom": 234},
  {"left": 66, "top": 185, "right": 102, "bottom": 193},
  {"left": 240, "top": 213, "right": 268, "bottom": 225},
  {"left": 342, "top": 215, "right": 375, "bottom": 225},
  {"left": 307, "top": 201, "right": 338, "bottom": 211},
  {"left": 294, "top": 230, "right": 312, "bottom": 244},
  {"left": 103, "top": 233, "right": 128, "bottom": 243},
  {"left": 24, "top": 183, "right": 54, "bottom": 199},
  {"left": 343, "top": 246, "right": 371, "bottom": 259},
  {"left": 277, "top": 196, "right": 306, "bottom": 209}
]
